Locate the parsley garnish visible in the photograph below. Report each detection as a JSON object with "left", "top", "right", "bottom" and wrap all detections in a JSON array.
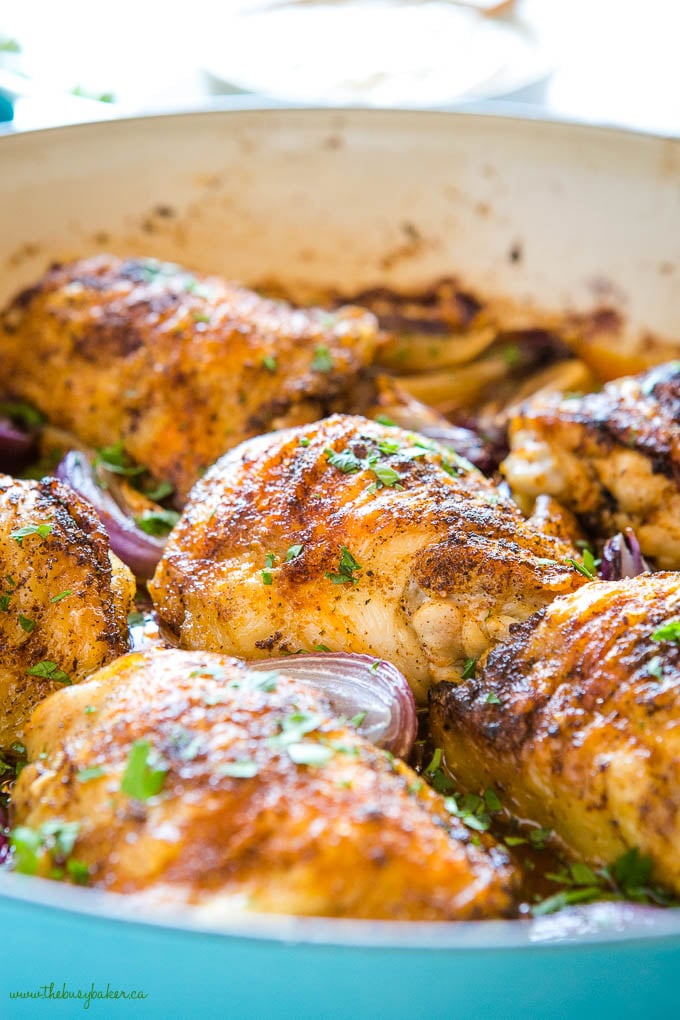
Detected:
[
  {"left": 375, "top": 414, "right": 396, "bottom": 427},
  {"left": 94, "top": 441, "right": 144, "bottom": 478},
  {"left": 566, "top": 550, "right": 597, "bottom": 580},
  {"left": 267, "top": 710, "right": 324, "bottom": 748},
  {"left": 647, "top": 655, "right": 664, "bottom": 679},
  {"left": 18, "top": 615, "right": 35, "bottom": 634},
  {"left": 218, "top": 759, "right": 259, "bottom": 779},
  {"left": 76, "top": 766, "right": 105, "bottom": 784},
  {"left": 10, "top": 821, "right": 81, "bottom": 877},
  {"left": 462, "top": 657, "right": 477, "bottom": 680},
  {"left": 261, "top": 570, "right": 273, "bottom": 585},
  {"left": 287, "top": 742, "right": 334, "bottom": 767},
  {"left": 0, "top": 399, "right": 44, "bottom": 428},
  {"left": 652, "top": 620, "right": 680, "bottom": 644},
  {"left": 134, "top": 509, "right": 180, "bottom": 536},
  {"left": 424, "top": 747, "right": 454, "bottom": 794},
  {"left": 349, "top": 711, "right": 367, "bottom": 728},
  {"left": 311, "top": 345, "right": 333, "bottom": 373},
  {"left": 444, "top": 788, "right": 503, "bottom": 833},
  {"left": 264, "top": 552, "right": 277, "bottom": 569},
  {"left": 262, "top": 355, "right": 278, "bottom": 373},
  {"left": 325, "top": 447, "right": 363, "bottom": 473},
  {"left": 140, "top": 478, "right": 174, "bottom": 502},
  {"left": 286, "top": 544, "right": 304, "bottom": 561},
  {"left": 314, "top": 643, "right": 331, "bottom": 652},
  {"left": 50, "top": 589, "right": 73, "bottom": 604},
  {"left": 11, "top": 523, "right": 53, "bottom": 545},
  {"left": 325, "top": 546, "right": 362, "bottom": 585},
  {"left": 121, "top": 740, "right": 167, "bottom": 800},
  {"left": 27, "top": 660, "right": 71, "bottom": 684},
  {"left": 485, "top": 691, "right": 502, "bottom": 706}
]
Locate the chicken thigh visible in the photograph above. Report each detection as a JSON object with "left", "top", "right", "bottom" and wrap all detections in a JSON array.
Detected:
[
  {"left": 0, "top": 474, "right": 134, "bottom": 748},
  {"left": 429, "top": 572, "right": 680, "bottom": 894},
  {"left": 0, "top": 256, "right": 381, "bottom": 504},
  {"left": 150, "top": 415, "right": 585, "bottom": 702},
  {"left": 11, "top": 648, "right": 517, "bottom": 919},
  {"left": 502, "top": 362, "right": 680, "bottom": 567}
]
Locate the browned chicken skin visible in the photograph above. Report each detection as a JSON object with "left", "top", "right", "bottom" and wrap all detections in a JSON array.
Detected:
[
  {"left": 150, "top": 415, "right": 586, "bottom": 702},
  {"left": 0, "top": 474, "right": 133, "bottom": 748},
  {"left": 0, "top": 256, "right": 381, "bottom": 504},
  {"left": 430, "top": 572, "right": 680, "bottom": 894},
  {"left": 502, "top": 362, "right": 680, "bottom": 567},
  {"left": 12, "top": 648, "right": 517, "bottom": 919}
]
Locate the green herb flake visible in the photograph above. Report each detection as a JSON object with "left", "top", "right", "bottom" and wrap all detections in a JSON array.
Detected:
[
  {"left": 375, "top": 414, "right": 396, "bottom": 427},
  {"left": 652, "top": 620, "right": 680, "bottom": 645},
  {"left": 264, "top": 552, "right": 277, "bottom": 569},
  {"left": 262, "top": 355, "right": 278, "bottom": 373},
  {"left": 287, "top": 742, "right": 334, "bottom": 767},
  {"left": 134, "top": 509, "right": 180, "bottom": 536},
  {"left": 461, "top": 657, "right": 477, "bottom": 680},
  {"left": 11, "top": 523, "right": 53, "bottom": 545},
  {"left": 529, "top": 827, "right": 552, "bottom": 850},
  {"left": 50, "top": 589, "right": 73, "bottom": 604},
  {"left": 485, "top": 691, "right": 502, "bottom": 706},
  {"left": 127, "top": 611, "right": 145, "bottom": 627},
  {"left": 311, "top": 345, "right": 333, "bottom": 373},
  {"left": 565, "top": 556, "right": 597, "bottom": 581},
  {"left": 0, "top": 594, "right": 10, "bottom": 612},
  {"left": 286, "top": 544, "right": 304, "bottom": 561},
  {"left": 26, "top": 660, "right": 71, "bottom": 685},
  {"left": 647, "top": 655, "right": 664, "bottom": 680},
  {"left": 121, "top": 739, "right": 168, "bottom": 801},
  {"left": 140, "top": 478, "right": 174, "bottom": 502},
  {"left": 94, "top": 440, "right": 145, "bottom": 478},
  {"left": 325, "top": 447, "right": 363, "bottom": 474},
  {"left": 314, "top": 643, "right": 331, "bottom": 652},
  {"left": 67, "top": 859, "right": 91, "bottom": 885},
  {"left": 267, "top": 710, "right": 325, "bottom": 748},
  {"left": 325, "top": 545, "right": 362, "bottom": 586},
  {"left": 298, "top": 437, "right": 311, "bottom": 447},
  {"left": 18, "top": 614, "right": 35, "bottom": 633},
  {"left": 349, "top": 711, "right": 367, "bottom": 728},
  {"left": 218, "top": 759, "right": 259, "bottom": 779},
  {"left": 76, "top": 766, "right": 105, "bottom": 784},
  {"left": 0, "top": 399, "right": 43, "bottom": 428},
  {"left": 261, "top": 570, "right": 273, "bottom": 586}
]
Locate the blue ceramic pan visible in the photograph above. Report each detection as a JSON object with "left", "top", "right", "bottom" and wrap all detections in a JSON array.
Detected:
[{"left": 1, "top": 106, "right": 680, "bottom": 1019}]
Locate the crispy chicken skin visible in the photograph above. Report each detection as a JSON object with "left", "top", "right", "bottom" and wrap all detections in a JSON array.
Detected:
[
  {"left": 150, "top": 415, "right": 585, "bottom": 702},
  {"left": 0, "top": 474, "right": 134, "bottom": 748},
  {"left": 12, "top": 648, "right": 517, "bottom": 919},
  {"left": 502, "top": 362, "right": 680, "bottom": 567},
  {"left": 430, "top": 573, "right": 680, "bottom": 893},
  {"left": 0, "top": 256, "right": 381, "bottom": 504}
]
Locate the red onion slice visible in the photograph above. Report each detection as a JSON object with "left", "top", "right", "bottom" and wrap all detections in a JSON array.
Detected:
[
  {"left": 56, "top": 451, "right": 166, "bottom": 581},
  {"left": 249, "top": 652, "right": 417, "bottom": 759},
  {"left": 0, "top": 417, "right": 36, "bottom": 472},
  {"left": 601, "top": 528, "right": 651, "bottom": 581}
]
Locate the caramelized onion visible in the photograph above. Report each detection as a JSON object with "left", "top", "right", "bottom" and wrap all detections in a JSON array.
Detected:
[
  {"left": 600, "top": 528, "right": 650, "bottom": 581},
  {"left": 56, "top": 451, "right": 165, "bottom": 580},
  {"left": 249, "top": 652, "right": 417, "bottom": 759}
]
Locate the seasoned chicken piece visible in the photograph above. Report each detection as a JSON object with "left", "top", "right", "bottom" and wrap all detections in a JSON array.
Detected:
[
  {"left": 0, "top": 474, "right": 134, "bottom": 748},
  {"left": 11, "top": 648, "right": 517, "bottom": 919},
  {"left": 150, "top": 415, "right": 585, "bottom": 703},
  {"left": 0, "top": 256, "right": 381, "bottom": 504},
  {"left": 502, "top": 362, "right": 680, "bottom": 567},
  {"left": 429, "top": 573, "right": 680, "bottom": 894}
]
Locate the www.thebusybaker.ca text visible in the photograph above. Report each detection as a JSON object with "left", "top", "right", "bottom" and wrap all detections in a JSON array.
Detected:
[{"left": 9, "top": 982, "right": 148, "bottom": 1009}]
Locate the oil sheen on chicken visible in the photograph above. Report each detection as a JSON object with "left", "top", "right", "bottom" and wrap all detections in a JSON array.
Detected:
[
  {"left": 150, "top": 415, "right": 586, "bottom": 703},
  {"left": 502, "top": 362, "right": 680, "bottom": 567},
  {"left": 0, "top": 474, "right": 134, "bottom": 748},
  {"left": 0, "top": 256, "right": 381, "bottom": 504},
  {"left": 11, "top": 648, "right": 517, "bottom": 919},
  {"left": 429, "top": 572, "right": 680, "bottom": 894}
]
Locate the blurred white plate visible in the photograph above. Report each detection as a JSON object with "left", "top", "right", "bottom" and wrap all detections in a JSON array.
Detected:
[{"left": 202, "top": 1, "right": 549, "bottom": 107}]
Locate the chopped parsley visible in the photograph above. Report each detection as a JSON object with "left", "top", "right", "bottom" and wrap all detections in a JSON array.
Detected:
[
  {"left": 652, "top": 620, "right": 680, "bottom": 645},
  {"left": 287, "top": 742, "right": 334, "bottom": 767},
  {"left": 565, "top": 549, "right": 597, "bottom": 580},
  {"left": 261, "top": 570, "right": 273, "bottom": 586},
  {"left": 424, "top": 747, "right": 454, "bottom": 794},
  {"left": 10, "top": 523, "right": 53, "bottom": 545},
  {"left": 134, "top": 509, "right": 180, "bottom": 536},
  {"left": 127, "top": 611, "right": 145, "bottom": 627},
  {"left": 375, "top": 414, "right": 396, "bottom": 427},
  {"left": 229, "top": 670, "right": 279, "bottom": 694},
  {"left": 218, "top": 759, "right": 259, "bottom": 779},
  {"left": 139, "top": 478, "right": 174, "bottom": 502},
  {"left": 267, "top": 710, "right": 324, "bottom": 748},
  {"left": 264, "top": 552, "right": 277, "bottom": 569},
  {"left": 444, "top": 788, "right": 503, "bottom": 833},
  {"left": 50, "top": 589, "right": 73, "bottom": 604},
  {"left": 311, "top": 345, "right": 333, "bottom": 373},
  {"left": 485, "top": 691, "right": 503, "bottom": 706},
  {"left": 261, "top": 355, "right": 278, "bottom": 373},
  {"left": 18, "top": 615, "right": 35, "bottom": 634},
  {"left": 325, "top": 546, "right": 362, "bottom": 586},
  {"left": 286, "top": 544, "right": 304, "bottom": 561},
  {"left": 121, "top": 740, "right": 167, "bottom": 800},
  {"left": 647, "top": 656, "right": 664, "bottom": 680},
  {"left": 0, "top": 399, "right": 44, "bottom": 428},
  {"left": 76, "top": 766, "right": 105, "bottom": 784},
  {"left": 314, "top": 643, "right": 331, "bottom": 652},
  {"left": 0, "top": 594, "right": 9, "bottom": 612},
  {"left": 461, "top": 658, "right": 477, "bottom": 680},
  {"left": 94, "top": 440, "right": 145, "bottom": 477},
  {"left": 26, "top": 660, "right": 71, "bottom": 685},
  {"left": 324, "top": 447, "right": 363, "bottom": 473},
  {"left": 10, "top": 821, "right": 81, "bottom": 877},
  {"left": 349, "top": 711, "right": 367, "bottom": 728}
]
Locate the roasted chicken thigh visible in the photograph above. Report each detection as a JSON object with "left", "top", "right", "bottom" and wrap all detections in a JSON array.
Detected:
[
  {"left": 0, "top": 256, "right": 381, "bottom": 504},
  {"left": 502, "top": 362, "right": 680, "bottom": 568},
  {"left": 0, "top": 474, "right": 133, "bottom": 748},
  {"left": 150, "top": 415, "right": 585, "bottom": 702},
  {"left": 12, "top": 648, "right": 517, "bottom": 919},
  {"left": 430, "top": 572, "right": 680, "bottom": 894}
]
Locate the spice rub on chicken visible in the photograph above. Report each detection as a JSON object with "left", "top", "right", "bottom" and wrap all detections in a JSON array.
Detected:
[
  {"left": 502, "top": 361, "right": 680, "bottom": 568},
  {"left": 0, "top": 474, "right": 134, "bottom": 748},
  {"left": 11, "top": 648, "right": 517, "bottom": 920},
  {"left": 0, "top": 256, "right": 381, "bottom": 504},
  {"left": 430, "top": 572, "right": 680, "bottom": 895},
  {"left": 149, "top": 415, "right": 586, "bottom": 703}
]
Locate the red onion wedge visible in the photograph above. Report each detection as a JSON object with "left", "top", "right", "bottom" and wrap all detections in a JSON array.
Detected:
[
  {"left": 600, "top": 528, "right": 651, "bottom": 581},
  {"left": 249, "top": 652, "right": 417, "bottom": 759},
  {"left": 0, "top": 417, "right": 37, "bottom": 472},
  {"left": 56, "top": 451, "right": 166, "bottom": 581}
]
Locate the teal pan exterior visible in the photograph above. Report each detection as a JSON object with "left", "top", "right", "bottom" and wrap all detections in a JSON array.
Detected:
[{"left": 1, "top": 882, "right": 680, "bottom": 1020}]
